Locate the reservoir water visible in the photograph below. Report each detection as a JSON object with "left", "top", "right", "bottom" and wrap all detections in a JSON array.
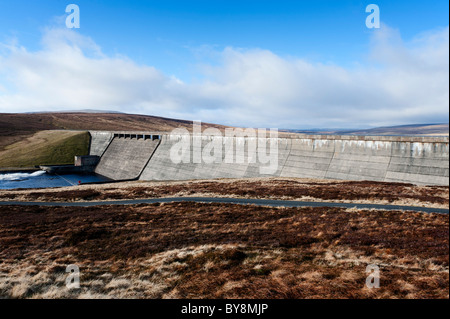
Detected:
[{"left": 0, "top": 171, "right": 110, "bottom": 190}]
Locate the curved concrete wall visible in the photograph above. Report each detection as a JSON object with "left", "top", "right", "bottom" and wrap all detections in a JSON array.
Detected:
[
  {"left": 139, "top": 134, "right": 449, "bottom": 186},
  {"left": 90, "top": 131, "right": 449, "bottom": 185},
  {"left": 140, "top": 135, "right": 290, "bottom": 180},
  {"left": 95, "top": 136, "right": 160, "bottom": 180},
  {"left": 384, "top": 141, "right": 449, "bottom": 185}
]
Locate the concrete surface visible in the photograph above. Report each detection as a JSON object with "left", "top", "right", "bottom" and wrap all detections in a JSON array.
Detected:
[
  {"left": 89, "top": 131, "right": 114, "bottom": 157},
  {"left": 90, "top": 131, "right": 449, "bottom": 186},
  {"left": 94, "top": 135, "right": 160, "bottom": 180}
]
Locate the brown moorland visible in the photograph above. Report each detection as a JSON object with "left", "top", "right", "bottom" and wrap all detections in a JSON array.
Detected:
[
  {"left": 282, "top": 123, "right": 449, "bottom": 136},
  {"left": 0, "top": 112, "right": 229, "bottom": 151},
  {"left": 0, "top": 202, "right": 447, "bottom": 299},
  {"left": 1, "top": 178, "right": 448, "bottom": 208}
]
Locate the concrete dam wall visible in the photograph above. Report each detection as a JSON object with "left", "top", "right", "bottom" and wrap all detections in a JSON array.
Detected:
[
  {"left": 94, "top": 134, "right": 160, "bottom": 180},
  {"left": 89, "top": 131, "right": 449, "bottom": 186},
  {"left": 89, "top": 131, "right": 114, "bottom": 157}
]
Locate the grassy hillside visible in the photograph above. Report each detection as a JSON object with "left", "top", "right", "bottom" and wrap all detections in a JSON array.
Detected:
[
  {"left": 0, "top": 112, "right": 207, "bottom": 133},
  {"left": 0, "top": 112, "right": 230, "bottom": 152},
  {"left": 0, "top": 112, "right": 230, "bottom": 169},
  {"left": 0, "top": 130, "right": 90, "bottom": 168}
]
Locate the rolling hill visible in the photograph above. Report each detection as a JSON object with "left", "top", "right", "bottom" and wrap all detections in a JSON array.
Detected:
[
  {"left": 281, "top": 123, "right": 449, "bottom": 137},
  {"left": 0, "top": 112, "right": 229, "bottom": 151},
  {"left": 0, "top": 112, "right": 230, "bottom": 168}
]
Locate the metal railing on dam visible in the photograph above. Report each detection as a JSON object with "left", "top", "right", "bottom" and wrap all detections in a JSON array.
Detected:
[{"left": 89, "top": 131, "right": 449, "bottom": 186}]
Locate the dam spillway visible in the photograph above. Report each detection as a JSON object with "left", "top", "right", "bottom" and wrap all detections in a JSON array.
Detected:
[
  {"left": 94, "top": 134, "right": 160, "bottom": 180},
  {"left": 89, "top": 131, "right": 449, "bottom": 186}
]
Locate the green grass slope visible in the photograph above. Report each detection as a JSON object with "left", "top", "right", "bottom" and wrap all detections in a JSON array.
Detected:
[{"left": 0, "top": 131, "right": 90, "bottom": 168}]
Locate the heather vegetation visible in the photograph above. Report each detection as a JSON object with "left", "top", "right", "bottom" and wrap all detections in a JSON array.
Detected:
[{"left": 0, "top": 203, "right": 447, "bottom": 298}]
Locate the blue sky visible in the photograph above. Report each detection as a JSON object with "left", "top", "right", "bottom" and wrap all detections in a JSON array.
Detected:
[{"left": 0, "top": 0, "right": 448, "bottom": 128}]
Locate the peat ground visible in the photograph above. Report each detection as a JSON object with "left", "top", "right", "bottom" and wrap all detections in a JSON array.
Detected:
[
  {"left": 0, "top": 202, "right": 448, "bottom": 299},
  {"left": 1, "top": 178, "right": 448, "bottom": 208}
]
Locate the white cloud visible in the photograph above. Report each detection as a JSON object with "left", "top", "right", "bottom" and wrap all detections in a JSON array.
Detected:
[{"left": 0, "top": 26, "right": 448, "bottom": 128}]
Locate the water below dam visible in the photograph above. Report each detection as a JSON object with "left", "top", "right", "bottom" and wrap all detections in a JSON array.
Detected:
[{"left": 0, "top": 171, "right": 110, "bottom": 190}]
